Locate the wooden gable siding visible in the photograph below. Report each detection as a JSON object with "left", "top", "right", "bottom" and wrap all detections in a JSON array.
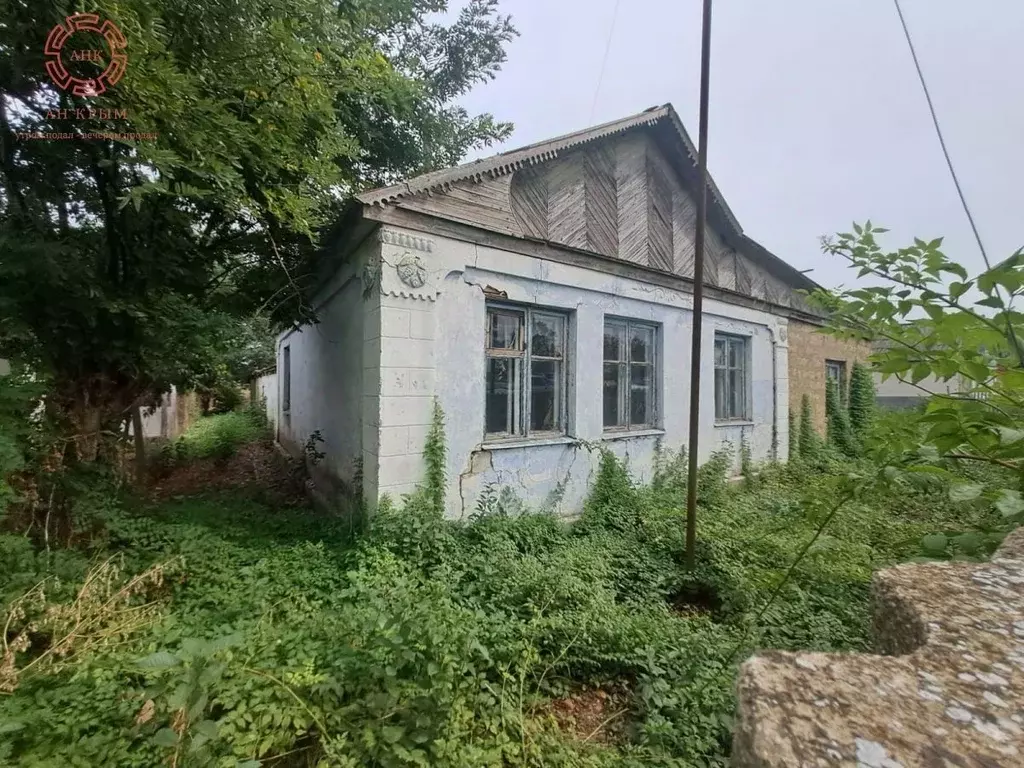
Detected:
[
  {"left": 584, "top": 145, "right": 619, "bottom": 257},
  {"left": 646, "top": 145, "right": 674, "bottom": 271},
  {"left": 547, "top": 153, "right": 588, "bottom": 250},
  {"left": 509, "top": 164, "right": 547, "bottom": 240},
  {"left": 397, "top": 175, "right": 519, "bottom": 236},
  {"left": 392, "top": 129, "right": 804, "bottom": 309},
  {"left": 614, "top": 133, "right": 650, "bottom": 265},
  {"left": 508, "top": 132, "right": 737, "bottom": 287}
]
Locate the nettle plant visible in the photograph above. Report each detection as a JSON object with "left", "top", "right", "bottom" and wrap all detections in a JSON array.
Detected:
[{"left": 811, "top": 223, "right": 1024, "bottom": 521}]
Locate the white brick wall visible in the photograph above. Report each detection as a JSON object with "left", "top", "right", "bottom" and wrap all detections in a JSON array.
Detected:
[
  {"left": 355, "top": 224, "right": 792, "bottom": 514},
  {"left": 379, "top": 337, "right": 435, "bottom": 369},
  {"left": 370, "top": 231, "right": 441, "bottom": 495}
]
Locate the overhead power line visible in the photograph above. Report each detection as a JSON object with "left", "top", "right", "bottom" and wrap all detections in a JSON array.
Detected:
[
  {"left": 589, "top": 0, "right": 621, "bottom": 123},
  {"left": 892, "top": 0, "right": 991, "bottom": 270}
]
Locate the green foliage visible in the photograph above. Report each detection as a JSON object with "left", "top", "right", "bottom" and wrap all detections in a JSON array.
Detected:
[
  {"left": 825, "top": 378, "right": 857, "bottom": 457},
  {"left": 788, "top": 409, "right": 799, "bottom": 461},
  {"left": 209, "top": 381, "right": 244, "bottom": 415},
  {"left": 3, "top": 412, "right": 1008, "bottom": 766},
  {"left": 812, "top": 224, "right": 1024, "bottom": 535},
  {"left": 168, "top": 410, "right": 268, "bottom": 463},
  {"left": 0, "top": 0, "right": 517, "bottom": 453},
  {"left": 798, "top": 394, "right": 818, "bottom": 458},
  {"left": 739, "top": 435, "right": 755, "bottom": 489},
  {"left": 0, "top": 367, "right": 44, "bottom": 519},
  {"left": 848, "top": 362, "right": 876, "bottom": 442},
  {"left": 423, "top": 399, "right": 447, "bottom": 514}
]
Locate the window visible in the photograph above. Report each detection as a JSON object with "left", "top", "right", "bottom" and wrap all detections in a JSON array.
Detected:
[
  {"left": 282, "top": 345, "right": 291, "bottom": 413},
  {"left": 714, "top": 334, "right": 749, "bottom": 421},
  {"left": 603, "top": 319, "right": 657, "bottom": 430},
  {"left": 826, "top": 360, "right": 846, "bottom": 401},
  {"left": 485, "top": 305, "right": 567, "bottom": 439}
]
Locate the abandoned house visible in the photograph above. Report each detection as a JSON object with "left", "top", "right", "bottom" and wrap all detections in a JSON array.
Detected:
[{"left": 274, "top": 104, "right": 867, "bottom": 517}]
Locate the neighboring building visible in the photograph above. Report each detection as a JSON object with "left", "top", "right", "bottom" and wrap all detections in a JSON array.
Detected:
[
  {"left": 129, "top": 387, "right": 201, "bottom": 440},
  {"left": 787, "top": 322, "right": 871, "bottom": 435},
  {"left": 276, "top": 104, "right": 865, "bottom": 517},
  {"left": 871, "top": 338, "right": 968, "bottom": 409},
  {"left": 251, "top": 368, "right": 279, "bottom": 432},
  {"left": 874, "top": 372, "right": 966, "bottom": 409}
]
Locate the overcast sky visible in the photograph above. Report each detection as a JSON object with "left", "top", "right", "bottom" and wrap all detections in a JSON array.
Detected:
[{"left": 457, "top": 0, "right": 1024, "bottom": 289}]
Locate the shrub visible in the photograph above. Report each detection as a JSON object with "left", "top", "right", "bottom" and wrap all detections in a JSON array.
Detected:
[
  {"left": 1, "top": 410, "right": 1005, "bottom": 766},
  {"left": 848, "top": 362, "right": 875, "bottom": 440},
  {"left": 172, "top": 410, "right": 267, "bottom": 462},
  {"left": 798, "top": 393, "right": 817, "bottom": 458},
  {"left": 826, "top": 378, "right": 857, "bottom": 456},
  {"left": 788, "top": 408, "right": 798, "bottom": 461},
  {"left": 210, "top": 381, "right": 244, "bottom": 414}
]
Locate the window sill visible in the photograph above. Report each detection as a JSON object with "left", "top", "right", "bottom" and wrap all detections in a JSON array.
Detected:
[
  {"left": 714, "top": 419, "right": 754, "bottom": 428},
  {"left": 481, "top": 435, "right": 576, "bottom": 451},
  {"left": 600, "top": 428, "right": 665, "bottom": 441}
]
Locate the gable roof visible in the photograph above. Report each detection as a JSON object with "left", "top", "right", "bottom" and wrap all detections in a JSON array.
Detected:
[{"left": 357, "top": 104, "right": 819, "bottom": 294}]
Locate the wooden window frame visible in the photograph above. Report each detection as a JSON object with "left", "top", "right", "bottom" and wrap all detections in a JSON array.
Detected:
[
  {"left": 603, "top": 318, "right": 659, "bottom": 432},
  {"left": 484, "top": 303, "right": 569, "bottom": 441},
  {"left": 714, "top": 333, "right": 750, "bottom": 422},
  {"left": 826, "top": 359, "right": 847, "bottom": 402}
]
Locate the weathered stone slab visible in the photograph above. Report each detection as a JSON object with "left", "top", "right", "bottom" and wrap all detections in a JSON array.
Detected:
[{"left": 733, "top": 528, "right": 1024, "bottom": 766}]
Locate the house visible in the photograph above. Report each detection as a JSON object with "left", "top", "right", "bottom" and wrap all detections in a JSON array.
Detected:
[
  {"left": 275, "top": 104, "right": 867, "bottom": 517},
  {"left": 789, "top": 323, "right": 871, "bottom": 434}
]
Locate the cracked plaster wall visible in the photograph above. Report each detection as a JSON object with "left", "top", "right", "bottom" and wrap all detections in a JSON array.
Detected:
[{"left": 369, "top": 225, "right": 789, "bottom": 518}]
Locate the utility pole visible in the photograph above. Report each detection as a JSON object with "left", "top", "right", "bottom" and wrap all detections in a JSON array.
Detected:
[{"left": 685, "top": 0, "right": 714, "bottom": 571}]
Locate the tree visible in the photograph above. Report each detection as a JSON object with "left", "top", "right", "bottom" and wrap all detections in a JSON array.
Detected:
[
  {"left": 811, "top": 223, "right": 1024, "bottom": 516},
  {"left": 848, "top": 362, "right": 875, "bottom": 442},
  {"left": 0, "top": 0, "right": 516, "bottom": 461},
  {"left": 825, "top": 378, "right": 856, "bottom": 456},
  {"left": 788, "top": 408, "right": 799, "bottom": 461},
  {"left": 798, "top": 394, "right": 817, "bottom": 459}
]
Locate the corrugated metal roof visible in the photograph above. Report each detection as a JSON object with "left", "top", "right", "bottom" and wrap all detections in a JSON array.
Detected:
[{"left": 358, "top": 105, "right": 675, "bottom": 207}]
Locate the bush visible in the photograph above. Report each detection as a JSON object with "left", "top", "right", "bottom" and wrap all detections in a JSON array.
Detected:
[
  {"left": 171, "top": 410, "right": 268, "bottom": 462},
  {"left": 826, "top": 378, "right": 857, "bottom": 456},
  {"left": 848, "top": 362, "right": 875, "bottom": 439},
  {"left": 1, "top": 413, "right": 1004, "bottom": 766},
  {"left": 798, "top": 393, "right": 818, "bottom": 458},
  {"left": 210, "top": 381, "right": 244, "bottom": 414}
]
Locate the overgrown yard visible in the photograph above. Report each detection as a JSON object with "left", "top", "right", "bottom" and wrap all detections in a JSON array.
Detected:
[{"left": 0, "top": 412, "right": 1010, "bottom": 767}]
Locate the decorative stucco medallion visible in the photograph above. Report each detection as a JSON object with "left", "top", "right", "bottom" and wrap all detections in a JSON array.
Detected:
[
  {"left": 396, "top": 252, "right": 427, "bottom": 289},
  {"left": 778, "top": 326, "right": 788, "bottom": 343}
]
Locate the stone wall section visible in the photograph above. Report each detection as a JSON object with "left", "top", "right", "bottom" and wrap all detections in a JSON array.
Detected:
[
  {"left": 787, "top": 320, "right": 872, "bottom": 436},
  {"left": 732, "top": 528, "right": 1024, "bottom": 766}
]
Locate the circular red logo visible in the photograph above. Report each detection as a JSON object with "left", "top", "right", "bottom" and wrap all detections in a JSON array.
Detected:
[{"left": 44, "top": 13, "right": 127, "bottom": 96}]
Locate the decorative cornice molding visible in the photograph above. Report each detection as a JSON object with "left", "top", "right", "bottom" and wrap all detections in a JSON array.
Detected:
[
  {"left": 382, "top": 289, "right": 436, "bottom": 302},
  {"left": 380, "top": 229, "right": 434, "bottom": 253}
]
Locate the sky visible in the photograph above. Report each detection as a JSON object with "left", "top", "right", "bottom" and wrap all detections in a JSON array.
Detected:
[{"left": 456, "top": 0, "right": 1024, "bottom": 289}]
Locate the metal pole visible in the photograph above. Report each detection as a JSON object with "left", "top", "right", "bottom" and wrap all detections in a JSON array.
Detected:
[{"left": 684, "top": 0, "right": 714, "bottom": 571}]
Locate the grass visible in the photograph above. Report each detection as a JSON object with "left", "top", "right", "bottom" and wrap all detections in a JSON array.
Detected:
[
  {"left": 0, "top": 419, "right": 1011, "bottom": 767},
  {"left": 167, "top": 408, "right": 269, "bottom": 462}
]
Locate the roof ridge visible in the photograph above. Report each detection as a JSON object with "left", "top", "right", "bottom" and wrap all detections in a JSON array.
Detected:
[{"left": 357, "top": 105, "right": 673, "bottom": 206}]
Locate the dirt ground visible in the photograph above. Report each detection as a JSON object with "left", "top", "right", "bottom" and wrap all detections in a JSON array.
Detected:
[
  {"left": 549, "top": 684, "right": 632, "bottom": 744},
  {"left": 149, "top": 439, "right": 306, "bottom": 505}
]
